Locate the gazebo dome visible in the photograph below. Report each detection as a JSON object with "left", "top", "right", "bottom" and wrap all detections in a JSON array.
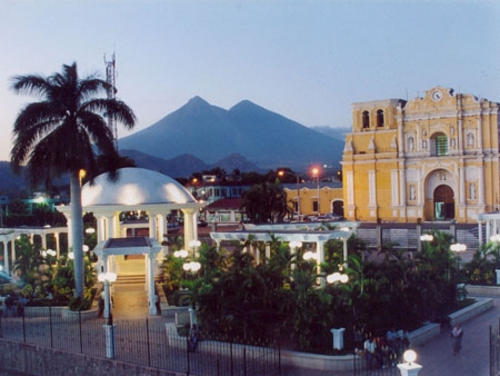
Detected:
[{"left": 82, "top": 167, "right": 196, "bottom": 207}]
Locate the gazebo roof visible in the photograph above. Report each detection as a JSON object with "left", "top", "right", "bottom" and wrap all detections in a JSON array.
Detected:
[{"left": 81, "top": 167, "right": 196, "bottom": 207}]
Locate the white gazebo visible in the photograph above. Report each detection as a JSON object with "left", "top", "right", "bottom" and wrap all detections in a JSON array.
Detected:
[
  {"left": 0, "top": 226, "right": 67, "bottom": 275},
  {"left": 210, "top": 221, "right": 358, "bottom": 285},
  {"left": 57, "top": 167, "right": 205, "bottom": 315}
]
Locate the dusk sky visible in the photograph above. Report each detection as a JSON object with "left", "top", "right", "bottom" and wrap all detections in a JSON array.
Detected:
[{"left": 1, "top": 0, "right": 499, "bottom": 161}]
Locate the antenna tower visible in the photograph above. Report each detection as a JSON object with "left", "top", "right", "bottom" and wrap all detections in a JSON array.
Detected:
[{"left": 104, "top": 53, "right": 118, "bottom": 150}]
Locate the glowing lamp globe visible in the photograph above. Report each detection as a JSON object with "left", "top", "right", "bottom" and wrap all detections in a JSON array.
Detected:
[{"left": 403, "top": 349, "right": 417, "bottom": 364}]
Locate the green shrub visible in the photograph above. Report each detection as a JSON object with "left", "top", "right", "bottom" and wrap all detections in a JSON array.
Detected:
[{"left": 68, "top": 296, "right": 92, "bottom": 311}]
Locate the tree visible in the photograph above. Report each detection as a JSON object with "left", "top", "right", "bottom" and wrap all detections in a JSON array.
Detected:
[
  {"left": 241, "top": 183, "right": 289, "bottom": 224},
  {"left": 11, "top": 62, "right": 136, "bottom": 297}
]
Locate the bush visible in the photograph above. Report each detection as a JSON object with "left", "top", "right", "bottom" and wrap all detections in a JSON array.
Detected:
[{"left": 68, "top": 296, "right": 92, "bottom": 311}]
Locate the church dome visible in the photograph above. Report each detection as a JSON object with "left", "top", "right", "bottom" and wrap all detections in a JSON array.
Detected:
[{"left": 82, "top": 168, "right": 196, "bottom": 207}]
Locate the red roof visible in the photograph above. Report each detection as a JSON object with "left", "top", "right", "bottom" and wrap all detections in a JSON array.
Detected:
[{"left": 205, "top": 198, "right": 242, "bottom": 210}]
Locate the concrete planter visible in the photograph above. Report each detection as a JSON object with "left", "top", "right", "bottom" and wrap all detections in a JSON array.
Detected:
[{"left": 60, "top": 307, "right": 99, "bottom": 321}]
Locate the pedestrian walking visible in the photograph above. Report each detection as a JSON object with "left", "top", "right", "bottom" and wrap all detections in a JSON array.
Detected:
[{"left": 451, "top": 324, "right": 463, "bottom": 355}]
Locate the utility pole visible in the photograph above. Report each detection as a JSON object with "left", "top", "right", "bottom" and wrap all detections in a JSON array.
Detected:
[{"left": 104, "top": 53, "right": 118, "bottom": 150}]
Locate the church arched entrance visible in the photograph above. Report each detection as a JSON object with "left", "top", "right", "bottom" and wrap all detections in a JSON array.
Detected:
[{"left": 433, "top": 185, "right": 454, "bottom": 220}]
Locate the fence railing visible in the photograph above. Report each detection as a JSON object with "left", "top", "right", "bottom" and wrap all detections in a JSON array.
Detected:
[{"left": 0, "top": 307, "right": 281, "bottom": 376}]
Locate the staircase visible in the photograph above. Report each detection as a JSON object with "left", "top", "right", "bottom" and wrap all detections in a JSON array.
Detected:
[{"left": 115, "top": 274, "right": 145, "bottom": 285}]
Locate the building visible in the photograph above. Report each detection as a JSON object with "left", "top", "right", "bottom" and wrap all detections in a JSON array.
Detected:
[
  {"left": 190, "top": 183, "right": 250, "bottom": 204},
  {"left": 342, "top": 87, "right": 500, "bottom": 223},
  {"left": 283, "top": 182, "right": 343, "bottom": 218},
  {"left": 202, "top": 198, "right": 245, "bottom": 225}
]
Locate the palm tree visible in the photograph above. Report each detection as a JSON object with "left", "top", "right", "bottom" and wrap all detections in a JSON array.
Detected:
[{"left": 11, "top": 62, "right": 136, "bottom": 297}]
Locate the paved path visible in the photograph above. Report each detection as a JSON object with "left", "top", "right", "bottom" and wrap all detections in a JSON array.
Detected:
[
  {"left": 112, "top": 282, "right": 148, "bottom": 319},
  {"left": 415, "top": 295, "right": 498, "bottom": 376},
  {"left": 284, "top": 296, "right": 498, "bottom": 376}
]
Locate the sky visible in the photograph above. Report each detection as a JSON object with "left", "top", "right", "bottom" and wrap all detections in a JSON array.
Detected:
[{"left": 1, "top": 0, "right": 499, "bottom": 161}]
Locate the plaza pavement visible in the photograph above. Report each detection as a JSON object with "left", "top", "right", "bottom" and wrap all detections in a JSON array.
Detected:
[{"left": 80, "top": 282, "right": 500, "bottom": 375}]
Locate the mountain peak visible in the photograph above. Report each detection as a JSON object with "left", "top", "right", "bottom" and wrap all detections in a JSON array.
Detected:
[
  {"left": 229, "top": 99, "right": 262, "bottom": 112},
  {"left": 186, "top": 96, "right": 210, "bottom": 106}
]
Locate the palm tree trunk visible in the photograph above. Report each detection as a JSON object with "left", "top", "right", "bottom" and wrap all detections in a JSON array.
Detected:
[{"left": 70, "top": 171, "right": 84, "bottom": 298}]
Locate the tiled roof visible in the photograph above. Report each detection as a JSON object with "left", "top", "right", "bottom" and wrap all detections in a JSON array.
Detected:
[{"left": 205, "top": 198, "right": 242, "bottom": 210}]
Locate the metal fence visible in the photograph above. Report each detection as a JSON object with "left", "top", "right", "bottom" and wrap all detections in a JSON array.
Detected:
[
  {"left": 490, "top": 318, "right": 500, "bottom": 376},
  {"left": 0, "top": 307, "right": 281, "bottom": 376}
]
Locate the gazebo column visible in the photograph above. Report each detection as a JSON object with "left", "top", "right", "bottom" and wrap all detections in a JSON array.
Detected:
[
  {"left": 265, "top": 243, "right": 271, "bottom": 261},
  {"left": 41, "top": 234, "right": 47, "bottom": 250},
  {"left": 486, "top": 218, "right": 491, "bottom": 242},
  {"left": 192, "top": 211, "right": 198, "bottom": 242},
  {"left": 147, "top": 251, "right": 158, "bottom": 315},
  {"left": 67, "top": 217, "right": 73, "bottom": 249},
  {"left": 182, "top": 208, "right": 195, "bottom": 253},
  {"left": 148, "top": 212, "right": 158, "bottom": 240},
  {"left": 54, "top": 233, "right": 60, "bottom": 257},
  {"left": 316, "top": 240, "right": 325, "bottom": 287},
  {"left": 342, "top": 237, "right": 348, "bottom": 267},
  {"left": 215, "top": 239, "right": 221, "bottom": 251},
  {"left": 11, "top": 239, "right": 16, "bottom": 267},
  {"left": 97, "top": 216, "right": 106, "bottom": 242},
  {"left": 157, "top": 214, "right": 165, "bottom": 243},
  {"left": 106, "top": 215, "right": 114, "bottom": 240},
  {"left": 3, "top": 241, "right": 9, "bottom": 274}
]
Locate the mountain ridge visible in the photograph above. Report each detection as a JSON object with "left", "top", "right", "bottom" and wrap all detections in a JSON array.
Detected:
[{"left": 119, "top": 97, "right": 344, "bottom": 170}]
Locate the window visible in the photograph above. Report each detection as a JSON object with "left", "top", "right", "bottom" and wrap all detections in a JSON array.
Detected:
[
  {"left": 362, "top": 111, "right": 370, "bottom": 129},
  {"left": 430, "top": 133, "right": 448, "bottom": 156},
  {"left": 376, "top": 109, "right": 384, "bottom": 127},
  {"left": 312, "top": 200, "right": 319, "bottom": 212}
]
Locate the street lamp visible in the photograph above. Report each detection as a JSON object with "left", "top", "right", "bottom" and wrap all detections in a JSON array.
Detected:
[
  {"left": 310, "top": 166, "right": 321, "bottom": 215},
  {"left": 491, "top": 234, "right": 500, "bottom": 242},
  {"left": 173, "top": 249, "right": 188, "bottom": 258},
  {"left": 189, "top": 239, "right": 201, "bottom": 257},
  {"left": 450, "top": 243, "right": 467, "bottom": 252},
  {"left": 98, "top": 271, "right": 117, "bottom": 359},
  {"left": 419, "top": 234, "right": 434, "bottom": 242},
  {"left": 182, "top": 261, "right": 201, "bottom": 273},
  {"left": 278, "top": 170, "right": 302, "bottom": 220},
  {"left": 303, "top": 251, "right": 316, "bottom": 261},
  {"left": 98, "top": 272, "right": 117, "bottom": 324},
  {"left": 397, "top": 349, "right": 422, "bottom": 376},
  {"left": 85, "top": 227, "right": 95, "bottom": 234},
  {"left": 326, "top": 272, "right": 349, "bottom": 284}
]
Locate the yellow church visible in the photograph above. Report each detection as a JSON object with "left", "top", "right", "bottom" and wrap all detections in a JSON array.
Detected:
[{"left": 342, "top": 87, "right": 500, "bottom": 224}]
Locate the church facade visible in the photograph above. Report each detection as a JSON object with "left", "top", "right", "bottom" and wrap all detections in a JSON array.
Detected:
[{"left": 342, "top": 87, "right": 500, "bottom": 223}]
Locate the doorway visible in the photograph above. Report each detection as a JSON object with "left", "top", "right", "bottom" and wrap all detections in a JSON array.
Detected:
[{"left": 433, "top": 185, "right": 454, "bottom": 220}]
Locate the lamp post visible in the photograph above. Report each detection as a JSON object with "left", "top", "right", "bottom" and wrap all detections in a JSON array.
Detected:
[
  {"left": 397, "top": 349, "right": 422, "bottom": 376},
  {"left": 189, "top": 239, "right": 201, "bottom": 257},
  {"left": 98, "top": 271, "right": 117, "bottom": 358},
  {"left": 311, "top": 167, "right": 321, "bottom": 215},
  {"left": 278, "top": 170, "right": 302, "bottom": 220}
]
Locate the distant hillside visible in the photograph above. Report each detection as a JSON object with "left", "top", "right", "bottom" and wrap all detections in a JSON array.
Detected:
[
  {"left": 0, "top": 161, "right": 29, "bottom": 195},
  {"left": 311, "top": 126, "right": 350, "bottom": 142},
  {"left": 121, "top": 149, "right": 261, "bottom": 178},
  {"left": 119, "top": 97, "right": 344, "bottom": 170}
]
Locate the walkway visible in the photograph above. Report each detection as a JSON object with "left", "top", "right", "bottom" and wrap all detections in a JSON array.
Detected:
[
  {"left": 415, "top": 295, "right": 498, "bottom": 376},
  {"left": 284, "top": 295, "right": 498, "bottom": 376},
  {"left": 112, "top": 281, "right": 148, "bottom": 319}
]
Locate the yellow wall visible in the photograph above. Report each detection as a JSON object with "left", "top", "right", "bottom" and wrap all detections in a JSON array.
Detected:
[
  {"left": 284, "top": 187, "right": 343, "bottom": 216},
  {"left": 342, "top": 87, "right": 500, "bottom": 224}
]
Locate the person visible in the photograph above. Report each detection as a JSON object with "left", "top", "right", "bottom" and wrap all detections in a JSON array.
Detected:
[
  {"left": 451, "top": 324, "right": 463, "bottom": 355},
  {"left": 364, "top": 336, "right": 377, "bottom": 369}
]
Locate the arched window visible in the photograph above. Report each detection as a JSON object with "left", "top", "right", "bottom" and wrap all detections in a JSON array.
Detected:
[
  {"left": 430, "top": 133, "right": 448, "bottom": 156},
  {"left": 376, "top": 109, "right": 384, "bottom": 127},
  {"left": 362, "top": 111, "right": 370, "bottom": 129}
]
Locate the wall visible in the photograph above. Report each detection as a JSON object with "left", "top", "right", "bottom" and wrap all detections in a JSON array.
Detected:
[{"left": 0, "top": 338, "right": 181, "bottom": 376}]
